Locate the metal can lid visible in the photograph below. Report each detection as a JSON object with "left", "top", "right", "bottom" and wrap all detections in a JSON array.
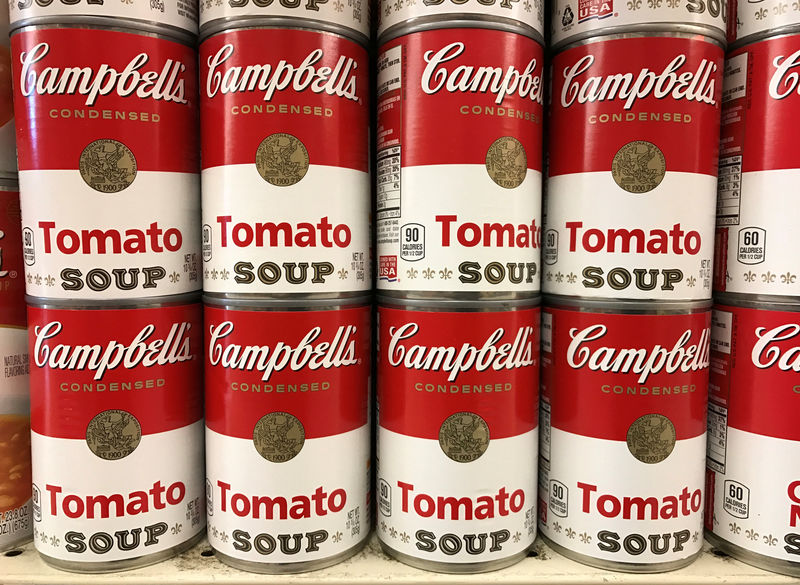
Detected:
[
  {"left": 203, "top": 292, "right": 372, "bottom": 311},
  {"left": 377, "top": 294, "right": 540, "bottom": 311},
  {"left": 714, "top": 292, "right": 800, "bottom": 312},
  {"left": 377, "top": 1, "right": 544, "bottom": 43},
  {"left": 199, "top": 2, "right": 369, "bottom": 45},
  {"left": 26, "top": 291, "right": 202, "bottom": 310},
  {"left": 9, "top": 0, "right": 198, "bottom": 37},
  {"left": 543, "top": 294, "right": 712, "bottom": 315}
]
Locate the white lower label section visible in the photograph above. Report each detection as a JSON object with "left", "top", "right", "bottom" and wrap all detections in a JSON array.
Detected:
[
  {"left": 377, "top": 164, "right": 541, "bottom": 293},
  {"left": 0, "top": 327, "right": 28, "bottom": 410},
  {"left": 377, "top": 428, "right": 537, "bottom": 564},
  {"left": 710, "top": 428, "right": 800, "bottom": 562},
  {"left": 717, "top": 169, "right": 800, "bottom": 297},
  {"left": 544, "top": 171, "right": 715, "bottom": 300},
  {"left": 20, "top": 170, "right": 200, "bottom": 299},
  {"left": 31, "top": 421, "right": 205, "bottom": 563},
  {"left": 202, "top": 164, "right": 370, "bottom": 294},
  {"left": 205, "top": 425, "right": 370, "bottom": 565},
  {"left": 539, "top": 428, "right": 705, "bottom": 565}
]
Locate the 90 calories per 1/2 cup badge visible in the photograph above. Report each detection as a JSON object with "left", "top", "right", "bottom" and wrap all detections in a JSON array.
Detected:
[
  {"left": 12, "top": 28, "right": 201, "bottom": 300},
  {"left": 538, "top": 306, "right": 711, "bottom": 567},
  {"left": 204, "top": 305, "right": 371, "bottom": 567},
  {"left": 376, "top": 29, "right": 543, "bottom": 294},
  {"left": 200, "top": 29, "right": 370, "bottom": 296},
  {"left": 377, "top": 306, "right": 539, "bottom": 566},
  {"left": 543, "top": 35, "right": 723, "bottom": 301}
]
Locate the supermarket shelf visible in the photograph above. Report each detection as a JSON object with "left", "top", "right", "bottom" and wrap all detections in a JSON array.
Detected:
[{"left": 1, "top": 535, "right": 798, "bottom": 585}]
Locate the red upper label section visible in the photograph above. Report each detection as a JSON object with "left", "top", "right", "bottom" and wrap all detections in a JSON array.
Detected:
[
  {"left": 29, "top": 303, "right": 203, "bottom": 438},
  {"left": 548, "top": 35, "right": 723, "bottom": 177},
  {"left": 377, "top": 29, "right": 543, "bottom": 170},
  {"left": 200, "top": 28, "right": 369, "bottom": 172},
  {"left": 722, "top": 36, "right": 800, "bottom": 173},
  {"left": 710, "top": 305, "right": 800, "bottom": 440},
  {"left": 378, "top": 306, "right": 539, "bottom": 440},
  {"left": 11, "top": 28, "right": 198, "bottom": 173},
  {"left": 542, "top": 307, "right": 710, "bottom": 441},
  {"left": 0, "top": 189, "right": 25, "bottom": 328},
  {"left": 205, "top": 306, "right": 370, "bottom": 440}
]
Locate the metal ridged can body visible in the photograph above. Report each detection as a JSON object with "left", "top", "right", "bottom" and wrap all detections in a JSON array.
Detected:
[
  {"left": 376, "top": 28, "right": 543, "bottom": 300},
  {"left": 11, "top": 26, "right": 200, "bottom": 301},
  {"left": 538, "top": 299, "right": 710, "bottom": 571},
  {"left": 9, "top": 0, "right": 198, "bottom": 37},
  {"left": 705, "top": 297, "right": 800, "bottom": 577},
  {"left": 0, "top": 6, "right": 17, "bottom": 177},
  {"left": 714, "top": 34, "right": 800, "bottom": 300},
  {"left": 204, "top": 298, "right": 371, "bottom": 573},
  {"left": 543, "top": 33, "right": 723, "bottom": 303},
  {"left": 550, "top": 0, "right": 728, "bottom": 49},
  {"left": 199, "top": 26, "right": 370, "bottom": 298},
  {"left": 377, "top": 300, "right": 539, "bottom": 572},
  {"left": 199, "top": 1, "right": 369, "bottom": 45},
  {"left": 0, "top": 180, "right": 31, "bottom": 552},
  {"left": 731, "top": 0, "right": 800, "bottom": 47},
  {"left": 28, "top": 298, "right": 205, "bottom": 571},
  {"left": 377, "top": 0, "right": 544, "bottom": 45}
]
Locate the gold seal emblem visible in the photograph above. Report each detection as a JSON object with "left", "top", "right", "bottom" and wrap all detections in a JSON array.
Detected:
[
  {"left": 255, "top": 133, "right": 310, "bottom": 186},
  {"left": 486, "top": 136, "right": 527, "bottom": 189},
  {"left": 85, "top": 410, "right": 142, "bottom": 460},
  {"left": 626, "top": 413, "right": 676, "bottom": 464},
  {"left": 253, "top": 412, "right": 305, "bottom": 463},
  {"left": 439, "top": 412, "right": 490, "bottom": 463},
  {"left": 79, "top": 139, "right": 137, "bottom": 193},
  {"left": 611, "top": 140, "right": 667, "bottom": 193}
]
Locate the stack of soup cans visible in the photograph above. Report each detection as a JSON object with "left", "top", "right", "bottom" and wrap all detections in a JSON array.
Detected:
[
  {"left": 0, "top": 1, "right": 31, "bottom": 555},
  {"left": 705, "top": 2, "right": 800, "bottom": 577},
  {"left": 198, "top": 0, "right": 373, "bottom": 573},
  {"left": 539, "top": 0, "right": 726, "bottom": 572},
  {"left": 375, "top": 0, "right": 544, "bottom": 573},
  {"left": 9, "top": 0, "right": 206, "bottom": 571}
]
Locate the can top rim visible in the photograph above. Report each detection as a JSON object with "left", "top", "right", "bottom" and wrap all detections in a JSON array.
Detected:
[
  {"left": 203, "top": 294, "right": 372, "bottom": 310},
  {"left": 200, "top": 15, "right": 369, "bottom": 45},
  {"left": 377, "top": 295, "right": 540, "bottom": 310},
  {"left": 27, "top": 292, "right": 202, "bottom": 310},
  {"left": 11, "top": 17, "right": 197, "bottom": 45},
  {"left": 378, "top": 16, "right": 544, "bottom": 44},
  {"left": 551, "top": 22, "right": 726, "bottom": 52},
  {"left": 542, "top": 294, "right": 713, "bottom": 313}
]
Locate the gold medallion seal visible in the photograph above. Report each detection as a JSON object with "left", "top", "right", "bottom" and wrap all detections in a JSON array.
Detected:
[
  {"left": 79, "top": 139, "right": 137, "bottom": 193},
  {"left": 439, "top": 412, "right": 490, "bottom": 463},
  {"left": 255, "top": 133, "right": 310, "bottom": 186},
  {"left": 85, "top": 410, "right": 141, "bottom": 460},
  {"left": 611, "top": 140, "right": 666, "bottom": 193},
  {"left": 626, "top": 413, "right": 676, "bottom": 464},
  {"left": 253, "top": 412, "right": 305, "bottom": 463},
  {"left": 486, "top": 136, "right": 527, "bottom": 189}
]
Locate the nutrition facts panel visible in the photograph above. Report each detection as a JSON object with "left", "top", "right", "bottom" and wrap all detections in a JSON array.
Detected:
[
  {"left": 707, "top": 402, "right": 728, "bottom": 474},
  {"left": 377, "top": 146, "right": 401, "bottom": 221},
  {"left": 716, "top": 155, "right": 742, "bottom": 226}
]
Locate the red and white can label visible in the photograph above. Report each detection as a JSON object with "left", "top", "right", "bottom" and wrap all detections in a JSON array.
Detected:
[
  {"left": 551, "top": 0, "right": 728, "bottom": 47},
  {"left": 706, "top": 304, "right": 800, "bottom": 563},
  {"left": 377, "top": 0, "right": 544, "bottom": 42},
  {"left": 28, "top": 303, "right": 205, "bottom": 564},
  {"left": 377, "top": 306, "right": 539, "bottom": 564},
  {"left": 0, "top": 7, "right": 16, "bottom": 176},
  {"left": 205, "top": 305, "right": 371, "bottom": 564},
  {"left": 12, "top": 28, "right": 200, "bottom": 300},
  {"left": 376, "top": 29, "right": 543, "bottom": 294},
  {"left": 200, "top": 29, "right": 370, "bottom": 295},
  {"left": 544, "top": 36, "right": 722, "bottom": 301},
  {"left": 539, "top": 307, "right": 710, "bottom": 566},
  {"left": 714, "top": 36, "right": 800, "bottom": 298},
  {"left": 199, "top": 0, "right": 368, "bottom": 43},
  {"left": 9, "top": 0, "right": 198, "bottom": 36},
  {"left": 733, "top": 1, "right": 800, "bottom": 45}
]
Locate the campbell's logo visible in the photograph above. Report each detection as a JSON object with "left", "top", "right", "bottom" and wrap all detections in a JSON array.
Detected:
[
  {"left": 208, "top": 322, "right": 359, "bottom": 381},
  {"left": 560, "top": 54, "right": 717, "bottom": 110},
  {"left": 566, "top": 324, "right": 710, "bottom": 383},
  {"left": 387, "top": 322, "right": 536, "bottom": 382},
  {"left": 578, "top": 0, "right": 612, "bottom": 22},
  {"left": 421, "top": 42, "right": 543, "bottom": 106},
  {"left": 33, "top": 321, "right": 194, "bottom": 380},
  {"left": 769, "top": 50, "right": 800, "bottom": 100},
  {"left": 205, "top": 44, "right": 359, "bottom": 102},
  {"left": 19, "top": 43, "right": 188, "bottom": 107},
  {"left": 751, "top": 324, "right": 800, "bottom": 371}
]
